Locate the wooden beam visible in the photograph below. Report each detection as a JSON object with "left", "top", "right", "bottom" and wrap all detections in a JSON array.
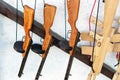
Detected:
[
  {"left": 81, "top": 46, "right": 92, "bottom": 55},
  {"left": 0, "top": 1, "right": 115, "bottom": 79},
  {"left": 111, "top": 34, "right": 120, "bottom": 42},
  {"left": 90, "top": 16, "right": 103, "bottom": 28},
  {"left": 81, "top": 32, "right": 93, "bottom": 41}
]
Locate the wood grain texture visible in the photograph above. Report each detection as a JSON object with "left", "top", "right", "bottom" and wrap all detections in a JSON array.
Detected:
[
  {"left": 42, "top": 4, "right": 56, "bottom": 58},
  {"left": 22, "top": 5, "right": 34, "bottom": 57},
  {"left": 67, "top": 0, "right": 80, "bottom": 55}
]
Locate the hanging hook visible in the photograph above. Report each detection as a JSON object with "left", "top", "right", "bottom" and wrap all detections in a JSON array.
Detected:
[
  {"left": 40, "top": 38, "right": 44, "bottom": 43},
  {"left": 43, "top": 0, "right": 45, "bottom": 7},
  {"left": 67, "top": 30, "right": 71, "bottom": 39}
]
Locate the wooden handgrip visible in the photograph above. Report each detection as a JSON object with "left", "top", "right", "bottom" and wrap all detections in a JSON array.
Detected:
[
  {"left": 42, "top": 4, "right": 56, "bottom": 58},
  {"left": 24, "top": 5, "right": 34, "bottom": 37},
  {"left": 22, "top": 5, "right": 34, "bottom": 57},
  {"left": 67, "top": 0, "right": 80, "bottom": 55},
  {"left": 43, "top": 4, "right": 56, "bottom": 33},
  {"left": 22, "top": 37, "right": 32, "bottom": 57},
  {"left": 67, "top": 0, "right": 80, "bottom": 26},
  {"left": 63, "top": 1, "right": 80, "bottom": 79}
]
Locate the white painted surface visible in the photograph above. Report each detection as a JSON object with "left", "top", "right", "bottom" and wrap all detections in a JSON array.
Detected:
[{"left": 0, "top": 0, "right": 119, "bottom": 80}]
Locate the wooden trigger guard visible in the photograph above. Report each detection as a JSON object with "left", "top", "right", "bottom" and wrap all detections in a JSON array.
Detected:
[
  {"left": 17, "top": 5, "right": 34, "bottom": 77},
  {"left": 35, "top": 4, "right": 56, "bottom": 80}
]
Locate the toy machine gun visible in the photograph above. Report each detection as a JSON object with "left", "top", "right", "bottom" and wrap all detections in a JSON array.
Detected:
[
  {"left": 58, "top": 0, "right": 80, "bottom": 80},
  {"left": 13, "top": 5, "right": 35, "bottom": 77},
  {"left": 81, "top": 0, "right": 119, "bottom": 80},
  {"left": 31, "top": 4, "right": 56, "bottom": 80}
]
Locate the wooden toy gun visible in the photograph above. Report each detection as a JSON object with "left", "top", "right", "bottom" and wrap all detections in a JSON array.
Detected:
[
  {"left": 13, "top": 5, "right": 34, "bottom": 77},
  {"left": 31, "top": 4, "right": 56, "bottom": 80},
  {"left": 81, "top": 0, "right": 119, "bottom": 80},
  {"left": 64, "top": 0, "right": 80, "bottom": 80}
]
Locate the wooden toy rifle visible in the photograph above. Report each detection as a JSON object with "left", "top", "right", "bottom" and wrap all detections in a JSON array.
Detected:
[
  {"left": 64, "top": 0, "right": 80, "bottom": 80},
  {"left": 18, "top": 5, "right": 34, "bottom": 77},
  {"left": 13, "top": 5, "right": 34, "bottom": 77},
  {"left": 34, "top": 4, "right": 56, "bottom": 80},
  {"left": 81, "top": 0, "right": 119, "bottom": 80}
]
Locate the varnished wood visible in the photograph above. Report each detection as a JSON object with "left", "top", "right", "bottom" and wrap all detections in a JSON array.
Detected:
[
  {"left": 64, "top": 0, "right": 80, "bottom": 80},
  {"left": 67, "top": 0, "right": 80, "bottom": 55},
  {"left": 34, "top": 4, "right": 56, "bottom": 80},
  {"left": 0, "top": 1, "right": 115, "bottom": 79},
  {"left": 42, "top": 4, "right": 56, "bottom": 58},
  {"left": 22, "top": 5, "right": 34, "bottom": 57}
]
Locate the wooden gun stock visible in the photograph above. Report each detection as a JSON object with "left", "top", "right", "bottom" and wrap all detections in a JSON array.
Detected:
[
  {"left": 42, "top": 4, "right": 56, "bottom": 58},
  {"left": 87, "top": 0, "right": 119, "bottom": 80},
  {"left": 67, "top": 0, "right": 80, "bottom": 25},
  {"left": 22, "top": 5, "right": 34, "bottom": 57},
  {"left": 18, "top": 5, "right": 34, "bottom": 77},
  {"left": 64, "top": 0, "right": 80, "bottom": 80},
  {"left": 67, "top": 0, "right": 80, "bottom": 55},
  {"left": 35, "top": 4, "right": 56, "bottom": 80}
]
